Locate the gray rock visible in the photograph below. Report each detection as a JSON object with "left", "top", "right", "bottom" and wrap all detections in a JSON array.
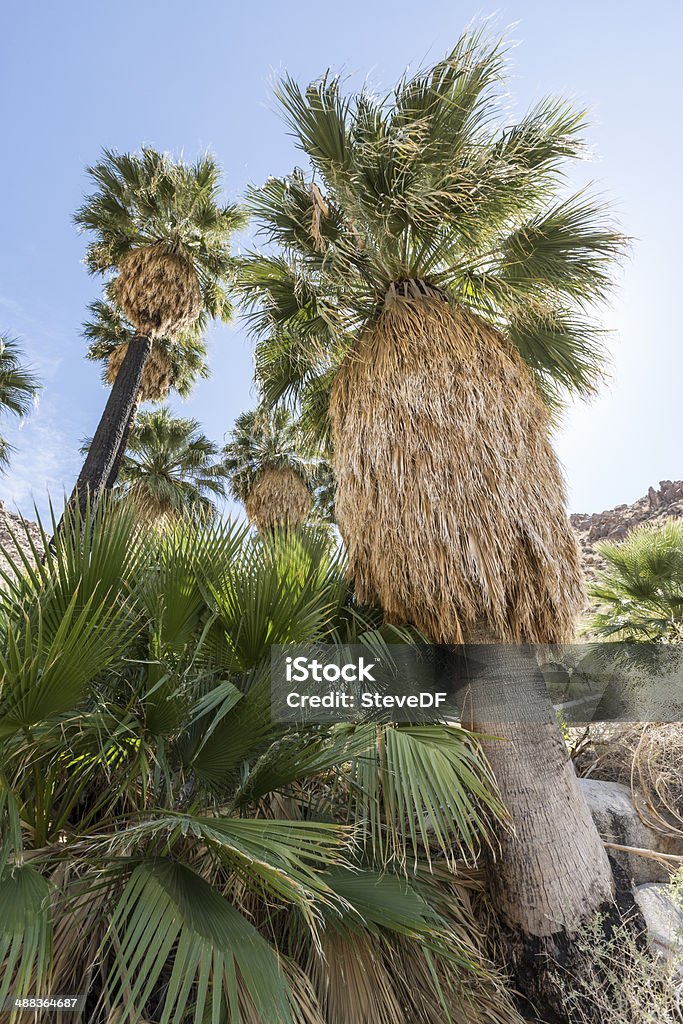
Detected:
[
  {"left": 0, "top": 502, "right": 43, "bottom": 583},
  {"left": 635, "top": 883, "right": 683, "bottom": 963},
  {"left": 579, "top": 778, "right": 672, "bottom": 885}
]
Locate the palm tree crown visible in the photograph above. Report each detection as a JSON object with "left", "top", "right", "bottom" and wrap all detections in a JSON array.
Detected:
[
  {"left": 115, "top": 407, "right": 227, "bottom": 522},
  {"left": 65, "top": 148, "right": 245, "bottom": 517},
  {"left": 76, "top": 148, "right": 246, "bottom": 334},
  {"left": 243, "top": 29, "right": 624, "bottom": 419},
  {"left": 223, "top": 405, "right": 332, "bottom": 530},
  {"left": 0, "top": 333, "right": 40, "bottom": 471},
  {"left": 589, "top": 520, "right": 683, "bottom": 642}
]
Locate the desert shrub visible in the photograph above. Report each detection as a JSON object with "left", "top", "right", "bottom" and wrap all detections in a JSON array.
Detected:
[{"left": 555, "top": 917, "right": 682, "bottom": 1023}]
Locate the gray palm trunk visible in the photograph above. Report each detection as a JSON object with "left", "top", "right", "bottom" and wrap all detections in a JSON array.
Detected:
[{"left": 455, "top": 633, "right": 639, "bottom": 1019}]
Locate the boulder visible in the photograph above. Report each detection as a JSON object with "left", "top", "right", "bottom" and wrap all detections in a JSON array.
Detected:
[
  {"left": 578, "top": 778, "right": 671, "bottom": 885},
  {"left": 635, "top": 883, "right": 683, "bottom": 963}
]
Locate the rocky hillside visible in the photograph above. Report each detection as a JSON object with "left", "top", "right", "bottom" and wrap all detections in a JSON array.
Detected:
[
  {"left": 0, "top": 501, "right": 44, "bottom": 580},
  {"left": 571, "top": 480, "right": 683, "bottom": 585}
]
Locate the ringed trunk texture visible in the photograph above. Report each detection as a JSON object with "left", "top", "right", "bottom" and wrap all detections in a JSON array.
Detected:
[
  {"left": 329, "top": 290, "right": 634, "bottom": 1019},
  {"left": 245, "top": 466, "right": 312, "bottom": 533},
  {"left": 68, "top": 334, "right": 151, "bottom": 518}
]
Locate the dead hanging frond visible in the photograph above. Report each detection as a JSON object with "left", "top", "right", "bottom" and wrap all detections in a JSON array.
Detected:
[
  {"left": 631, "top": 724, "right": 683, "bottom": 843},
  {"left": 112, "top": 244, "right": 202, "bottom": 338},
  {"left": 106, "top": 340, "right": 173, "bottom": 402},
  {"left": 309, "top": 183, "right": 330, "bottom": 253},
  {"left": 245, "top": 466, "right": 313, "bottom": 533},
  {"left": 330, "top": 295, "right": 584, "bottom": 643}
]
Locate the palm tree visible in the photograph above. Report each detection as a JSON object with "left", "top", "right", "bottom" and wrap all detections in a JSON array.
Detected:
[
  {"left": 241, "top": 29, "right": 628, "bottom": 1012},
  {"left": 110, "top": 407, "right": 227, "bottom": 523},
  {"left": 0, "top": 333, "right": 40, "bottom": 471},
  {"left": 0, "top": 501, "right": 517, "bottom": 1024},
  {"left": 223, "top": 404, "right": 331, "bottom": 531},
  {"left": 68, "top": 148, "right": 245, "bottom": 516},
  {"left": 589, "top": 520, "right": 683, "bottom": 642}
]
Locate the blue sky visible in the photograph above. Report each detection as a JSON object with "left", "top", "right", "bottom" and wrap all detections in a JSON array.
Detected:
[{"left": 1, "top": 0, "right": 681, "bottom": 519}]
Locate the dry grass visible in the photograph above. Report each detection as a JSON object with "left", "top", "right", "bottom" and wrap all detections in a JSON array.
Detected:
[
  {"left": 329, "top": 291, "right": 584, "bottom": 643},
  {"left": 113, "top": 244, "right": 202, "bottom": 338},
  {"left": 245, "top": 466, "right": 312, "bottom": 532},
  {"left": 552, "top": 916, "right": 683, "bottom": 1023},
  {"left": 632, "top": 725, "right": 683, "bottom": 843},
  {"left": 106, "top": 340, "right": 173, "bottom": 401}
]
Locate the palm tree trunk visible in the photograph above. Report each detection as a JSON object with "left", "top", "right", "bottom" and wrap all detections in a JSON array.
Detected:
[
  {"left": 456, "top": 634, "right": 640, "bottom": 1020},
  {"left": 104, "top": 394, "right": 141, "bottom": 491},
  {"left": 68, "top": 334, "right": 151, "bottom": 517}
]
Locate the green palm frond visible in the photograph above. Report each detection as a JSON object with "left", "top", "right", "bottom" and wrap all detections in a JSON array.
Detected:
[
  {"left": 0, "top": 334, "right": 40, "bottom": 473},
  {"left": 106, "top": 859, "right": 293, "bottom": 1024},
  {"left": 0, "top": 864, "right": 52, "bottom": 1006},
  {"left": 589, "top": 520, "right": 683, "bottom": 642},
  {"left": 243, "top": 27, "right": 626, "bottom": 426},
  {"left": 349, "top": 724, "right": 505, "bottom": 869}
]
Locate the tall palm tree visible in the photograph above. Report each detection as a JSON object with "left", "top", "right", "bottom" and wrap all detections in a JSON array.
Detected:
[
  {"left": 0, "top": 502, "right": 516, "bottom": 1024},
  {"left": 68, "top": 148, "right": 245, "bottom": 516},
  {"left": 589, "top": 520, "right": 683, "bottom": 642},
  {"left": 241, "top": 29, "right": 628, "bottom": 1013},
  {"left": 0, "top": 334, "right": 40, "bottom": 472},
  {"left": 106, "top": 407, "right": 227, "bottom": 523},
  {"left": 223, "top": 404, "right": 331, "bottom": 531}
]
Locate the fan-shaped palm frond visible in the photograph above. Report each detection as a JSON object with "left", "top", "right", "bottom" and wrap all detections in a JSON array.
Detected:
[
  {"left": 0, "top": 502, "right": 514, "bottom": 1024},
  {"left": 589, "top": 520, "right": 683, "bottom": 642},
  {"left": 113, "top": 407, "right": 227, "bottom": 523},
  {"left": 0, "top": 334, "right": 40, "bottom": 473}
]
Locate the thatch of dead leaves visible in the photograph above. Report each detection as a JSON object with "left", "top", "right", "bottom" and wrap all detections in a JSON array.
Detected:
[
  {"left": 113, "top": 244, "right": 202, "bottom": 338},
  {"left": 106, "top": 340, "right": 173, "bottom": 402},
  {"left": 245, "top": 465, "right": 312, "bottom": 532},
  {"left": 330, "top": 291, "right": 584, "bottom": 644}
]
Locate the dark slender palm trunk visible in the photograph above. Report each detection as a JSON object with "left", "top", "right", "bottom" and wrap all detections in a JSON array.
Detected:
[
  {"left": 65, "top": 334, "right": 151, "bottom": 520},
  {"left": 104, "top": 394, "right": 141, "bottom": 491}
]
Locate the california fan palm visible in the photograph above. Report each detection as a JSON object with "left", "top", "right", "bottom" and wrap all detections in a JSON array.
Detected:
[
  {"left": 68, "top": 148, "right": 245, "bottom": 515},
  {"left": 224, "top": 405, "right": 330, "bottom": 532},
  {"left": 242, "top": 29, "right": 629, "bottom": 1015},
  {"left": 113, "top": 407, "right": 227, "bottom": 524}
]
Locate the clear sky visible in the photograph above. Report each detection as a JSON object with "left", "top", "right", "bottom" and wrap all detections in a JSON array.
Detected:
[{"left": 1, "top": 0, "right": 681, "bottom": 520}]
